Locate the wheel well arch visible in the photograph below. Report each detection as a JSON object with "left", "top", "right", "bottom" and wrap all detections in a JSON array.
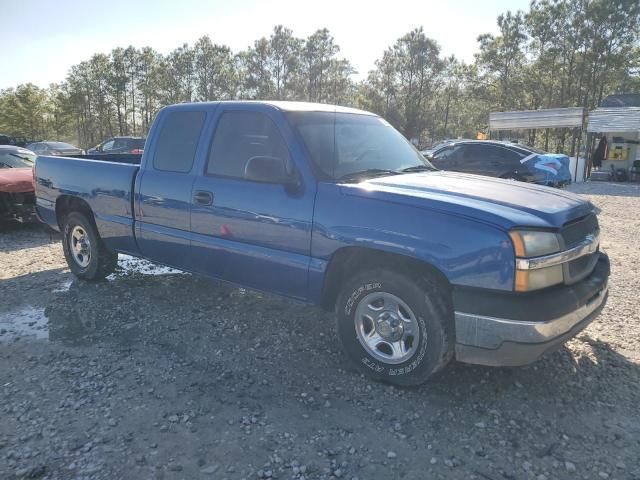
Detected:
[
  {"left": 320, "top": 247, "right": 452, "bottom": 311},
  {"left": 55, "top": 195, "right": 96, "bottom": 230}
]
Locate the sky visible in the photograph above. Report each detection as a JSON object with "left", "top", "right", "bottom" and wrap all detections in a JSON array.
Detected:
[{"left": 0, "top": 0, "right": 530, "bottom": 90}]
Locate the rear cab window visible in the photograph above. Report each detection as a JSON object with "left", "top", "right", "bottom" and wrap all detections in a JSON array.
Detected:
[{"left": 153, "top": 111, "right": 206, "bottom": 173}]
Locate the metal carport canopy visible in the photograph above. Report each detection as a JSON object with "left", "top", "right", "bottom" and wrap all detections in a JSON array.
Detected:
[
  {"left": 587, "top": 107, "right": 640, "bottom": 133},
  {"left": 489, "top": 107, "right": 584, "bottom": 130}
]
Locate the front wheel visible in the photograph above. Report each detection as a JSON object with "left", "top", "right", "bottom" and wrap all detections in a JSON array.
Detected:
[
  {"left": 62, "top": 212, "right": 117, "bottom": 280},
  {"left": 335, "top": 269, "right": 454, "bottom": 386}
]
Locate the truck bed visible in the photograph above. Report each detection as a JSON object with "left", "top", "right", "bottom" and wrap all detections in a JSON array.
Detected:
[{"left": 34, "top": 154, "right": 140, "bottom": 253}]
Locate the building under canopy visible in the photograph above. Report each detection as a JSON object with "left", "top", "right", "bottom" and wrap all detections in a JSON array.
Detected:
[
  {"left": 488, "top": 107, "right": 586, "bottom": 181},
  {"left": 587, "top": 94, "right": 640, "bottom": 173}
]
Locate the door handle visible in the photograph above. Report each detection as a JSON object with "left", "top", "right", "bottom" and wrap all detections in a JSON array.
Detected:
[{"left": 193, "top": 190, "right": 213, "bottom": 206}]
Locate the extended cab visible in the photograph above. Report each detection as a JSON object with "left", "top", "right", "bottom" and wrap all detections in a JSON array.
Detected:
[{"left": 34, "top": 101, "right": 609, "bottom": 385}]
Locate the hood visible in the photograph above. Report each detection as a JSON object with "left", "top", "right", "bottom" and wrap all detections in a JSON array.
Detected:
[
  {"left": 0, "top": 168, "right": 34, "bottom": 193},
  {"left": 342, "top": 171, "right": 593, "bottom": 229}
]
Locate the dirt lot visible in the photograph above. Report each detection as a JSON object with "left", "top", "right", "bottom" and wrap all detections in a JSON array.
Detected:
[{"left": 1, "top": 182, "right": 639, "bottom": 480}]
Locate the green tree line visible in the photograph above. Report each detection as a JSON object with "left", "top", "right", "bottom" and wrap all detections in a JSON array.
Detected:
[{"left": 0, "top": 0, "right": 638, "bottom": 151}]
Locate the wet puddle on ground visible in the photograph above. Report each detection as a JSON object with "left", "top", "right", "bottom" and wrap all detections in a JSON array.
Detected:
[
  {"left": 1, "top": 255, "right": 184, "bottom": 344},
  {"left": 52, "top": 280, "right": 73, "bottom": 292},
  {"left": 0, "top": 305, "right": 49, "bottom": 342},
  {"left": 109, "top": 255, "right": 183, "bottom": 278}
]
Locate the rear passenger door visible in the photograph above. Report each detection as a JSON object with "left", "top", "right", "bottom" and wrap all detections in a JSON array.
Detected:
[
  {"left": 190, "top": 107, "right": 315, "bottom": 300},
  {"left": 135, "top": 109, "right": 208, "bottom": 270},
  {"left": 457, "top": 144, "right": 490, "bottom": 175},
  {"left": 460, "top": 144, "right": 506, "bottom": 176}
]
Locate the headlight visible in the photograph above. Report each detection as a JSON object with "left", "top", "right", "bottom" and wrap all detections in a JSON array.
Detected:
[
  {"left": 509, "top": 230, "right": 563, "bottom": 292},
  {"left": 509, "top": 230, "right": 560, "bottom": 257}
]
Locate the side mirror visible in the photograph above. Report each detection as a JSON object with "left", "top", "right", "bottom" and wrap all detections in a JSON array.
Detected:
[{"left": 244, "top": 156, "right": 296, "bottom": 185}]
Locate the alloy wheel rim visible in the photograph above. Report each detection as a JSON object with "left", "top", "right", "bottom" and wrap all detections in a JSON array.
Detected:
[
  {"left": 70, "top": 225, "right": 91, "bottom": 268},
  {"left": 354, "top": 291, "right": 421, "bottom": 365}
]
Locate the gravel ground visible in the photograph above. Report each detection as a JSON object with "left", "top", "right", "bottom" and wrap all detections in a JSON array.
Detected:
[{"left": 1, "top": 181, "right": 639, "bottom": 480}]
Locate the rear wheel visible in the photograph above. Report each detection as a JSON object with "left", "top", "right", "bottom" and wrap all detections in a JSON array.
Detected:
[
  {"left": 335, "top": 268, "right": 454, "bottom": 386},
  {"left": 62, "top": 212, "right": 117, "bottom": 280}
]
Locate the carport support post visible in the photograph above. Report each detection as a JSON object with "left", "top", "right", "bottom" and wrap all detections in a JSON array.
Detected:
[
  {"left": 574, "top": 126, "right": 581, "bottom": 182},
  {"left": 585, "top": 132, "right": 594, "bottom": 179},
  {"left": 544, "top": 128, "right": 550, "bottom": 151}
]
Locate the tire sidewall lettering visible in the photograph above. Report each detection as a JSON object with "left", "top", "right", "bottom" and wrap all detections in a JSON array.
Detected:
[
  {"left": 345, "top": 282, "right": 381, "bottom": 315},
  {"left": 348, "top": 282, "right": 428, "bottom": 378}
]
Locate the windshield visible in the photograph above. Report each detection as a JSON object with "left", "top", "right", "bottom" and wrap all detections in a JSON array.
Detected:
[
  {"left": 287, "top": 112, "right": 433, "bottom": 180},
  {"left": 0, "top": 149, "right": 36, "bottom": 168}
]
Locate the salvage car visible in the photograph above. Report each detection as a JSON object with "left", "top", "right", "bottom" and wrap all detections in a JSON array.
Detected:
[
  {"left": 0, "top": 146, "right": 36, "bottom": 223},
  {"left": 426, "top": 140, "right": 572, "bottom": 186},
  {"left": 34, "top": 101, "right": 608, "bottom": 385},
  {"left": 26, "top": 141, "right": 84, "bottom": 156}
]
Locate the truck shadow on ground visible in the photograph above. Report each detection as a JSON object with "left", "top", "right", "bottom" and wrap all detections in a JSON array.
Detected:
[
  {"left": 0, "top": 267, "right": 69, "bottom": 312},
  {"left": 42, "top": 271, "right": 639, "bottom": 407},
  {"left": 0, "top": 222, "right": 60, "bottom": 250},
  {"left": 17, "top": 270, "right": 637, "bottom": 480}
]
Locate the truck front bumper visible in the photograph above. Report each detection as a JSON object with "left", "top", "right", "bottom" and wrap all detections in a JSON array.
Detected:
[{"left": 453, "top": 253, "right": 609, "bottom": 366}]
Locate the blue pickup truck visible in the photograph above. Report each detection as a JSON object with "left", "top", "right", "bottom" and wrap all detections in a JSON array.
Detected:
[{"left": 34, "top": 101, "right": 609, "bottom": 386}]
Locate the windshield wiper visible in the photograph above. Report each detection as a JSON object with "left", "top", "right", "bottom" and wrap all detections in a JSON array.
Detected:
[
  {"left": 399, "top": 165, "right": 436, "bottom": 173},
  {"left": 337, "top": 169, "right": 400, "bottom": 183}
]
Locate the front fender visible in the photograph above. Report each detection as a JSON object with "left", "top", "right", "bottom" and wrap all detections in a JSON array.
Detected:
[{"left": 312, "top": 183, "right": 515, "bottom": 292}]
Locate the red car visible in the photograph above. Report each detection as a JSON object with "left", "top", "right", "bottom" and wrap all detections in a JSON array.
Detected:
[{"left": 0, "top": 146, "right": 36, "bottom": 223}]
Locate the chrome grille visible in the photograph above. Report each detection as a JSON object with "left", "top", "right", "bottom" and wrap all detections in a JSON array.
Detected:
[
  {"left": 561, "top": 213, "right": 600, "bottom": 284},
  {"left": 561, "top": 213, "right": 598, "bottom": 247}
]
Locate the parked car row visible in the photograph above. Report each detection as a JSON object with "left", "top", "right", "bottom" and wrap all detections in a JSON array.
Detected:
[
  {"left": 1, "top": 132, "right": 573, "bottom": 227},
  {"left": 26, "top": 141, "right": 84, "bottom": 156},
  {"left": 87, "top": 136, "right": 145, "bottom": 154},
  {"left": 0, "top": 136, "right": 146, "bottom": 224},
  {"left": 1, "top": 135, "right": 146, "bottom": 156}
]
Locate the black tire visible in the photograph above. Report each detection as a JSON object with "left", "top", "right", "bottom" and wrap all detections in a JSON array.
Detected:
[
  {"left": 62, "top": 211, "right": 117, "bottom": 280},
  {"left": 336, "top": 268, "right": 454, "bottom": 386}
]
